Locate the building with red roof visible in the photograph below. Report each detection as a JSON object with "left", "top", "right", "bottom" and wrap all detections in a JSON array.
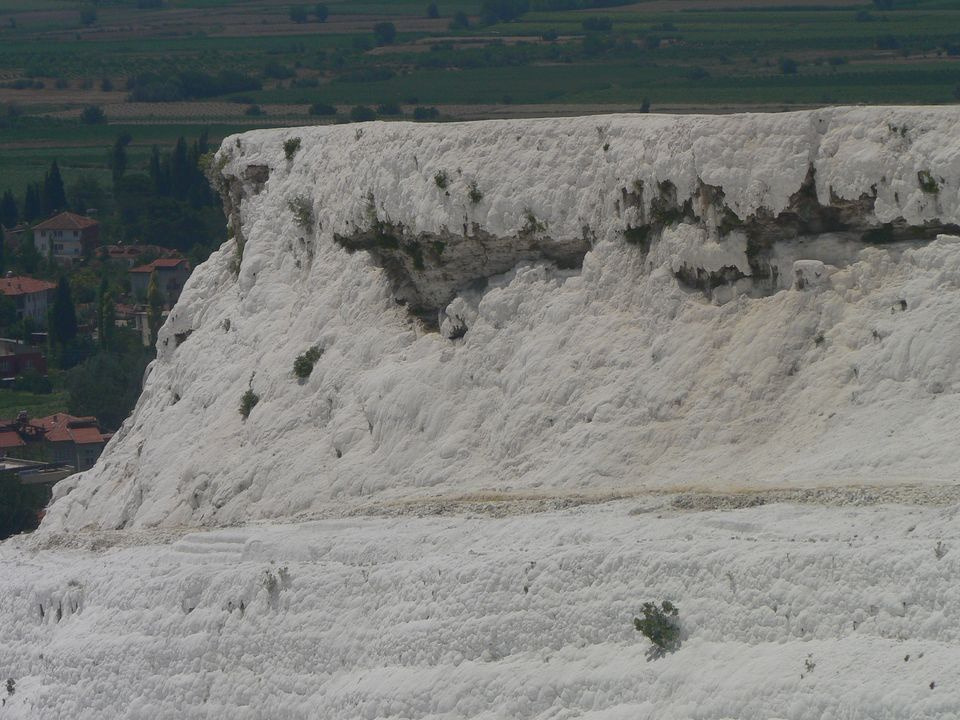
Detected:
[
  {"left": 0, "top": 338, "right": 47, "bottom": 379},
  {"left": 0, "top": 412, "right": 111, "bottom": 472},
  {"left": 2, "top": 223, "right": 29, "bottom": 254},
  {"left": 0, "top": 427, "right": 26, "bottom": 451},
  {"left": 100, "top": 244, "right": 183, "bottom": 268},
  {"left": 130, "top": 257, "right": 191, "bottom": 305},
  {"left": 0, "top": 275, "right": 57, "bottom": 324},
  {"left": 33, "top": 211, "right": 100, "bottom": 266}
]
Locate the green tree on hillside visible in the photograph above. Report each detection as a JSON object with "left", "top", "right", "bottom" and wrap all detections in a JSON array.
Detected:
[
  {"left": 80, "top": 4, "right": 97, "bottom": 26},
  {"left": 0, "top": 190, "right": 17, "bottom": 228},
  {"left": 23, "top": 183, "right": 41, "bottom": 222},
  {"left": 0, "top": 294, "right": 16, "bottom": 329},
  {"left": 68, "top": 175, "right": 107, "bottom": 215},
  {"left": 480, "top": 0, "right": 528, "bottom": 24},
  {"left": 170, "top": 137, "right": 191, "bottom": 200},
  {"left": 49, "top": 276, "right": 78, "bottom": 363},
  {"left": 66, "top": 326, "right": 153, "bottom": 431},
  {"left": 42, "top": 160, "right": 67, "bottom": 215},
  {"left": 12, "top": 236, "right": 42, "bottom": 275},
  {"left": 109, "top": 133, "right": 132, "bottom": 186},
  {"left": 80, "top": 105, "right": 106, "bottom": 124},
  {"left": 373, "top": 22, "right": 396, "bottom": 46},
  {"left": 289, "top": 5, "right": 308, "bottom": 23},
  {"left": 149, "top": 145, "right": 171, "bottom": 196},
  {"left": 98, "top": 278, "right": 117, "bottom": 351},
  {"left": 0, "top": 470, "right": 48, "bottom": 540}
]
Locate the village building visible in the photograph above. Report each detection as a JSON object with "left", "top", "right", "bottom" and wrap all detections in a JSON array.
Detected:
[
  {"left": 36, "top": 414, "right": 112, "bottom": 471},
  {"left": 0, "top": 339, "right": 47, "bottom": 379},
  {"left": 0, "top": 455, "right": 74, "bottom": 490},
  {"left": 129, "top": 258, "right": 191, "bottom": 305},
  {"left": 0, "top": 275, "right": 57, "bottom": 325},
  {"left": 0, "top": 412, "right": 112, "bottom": 473},
  {"left": 32, "top": 211, "right": 100, "bottom": 266},
  {"left": 100, "top": 244, "right": 183, "bottom": 268},
  {"left": 2, "top": 223, "right": 29, "bottom": 253},
  {"left": 115, "top": 302, "right": 169, "bottom": 347}
]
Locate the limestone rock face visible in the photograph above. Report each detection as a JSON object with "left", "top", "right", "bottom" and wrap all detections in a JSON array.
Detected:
[
  {"left": 42, "top": 107, "right": 960, "bottom": 531},
  {"left": 793, "top": 260, "right": 833, "bottom": 290}
]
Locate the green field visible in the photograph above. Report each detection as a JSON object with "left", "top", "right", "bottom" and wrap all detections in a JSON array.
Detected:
[
  {"left": 2, "top": 0, "right": 960, "bottom": 208},
  {"left": 0, "top": 120, "right": 279, "bottom": 190},
  {"left": 0, "top": 389, "right": 70, "bottom": 421}
]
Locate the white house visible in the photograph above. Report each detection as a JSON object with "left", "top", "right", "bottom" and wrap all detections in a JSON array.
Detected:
[
  {"left": 0, "top": 275, "right": 57, "bottom": 324},
  {"left": 33, "top": 211, "right": 100, "bottom": 266}
]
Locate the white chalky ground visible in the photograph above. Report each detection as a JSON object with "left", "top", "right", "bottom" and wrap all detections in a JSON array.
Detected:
[{"left": 4, "top": 107, "right": 960, "bottom": 717}]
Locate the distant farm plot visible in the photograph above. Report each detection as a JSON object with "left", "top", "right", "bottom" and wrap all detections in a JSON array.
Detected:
[{"left": 1, "top": 0, "right": 959, "bottom": 203}]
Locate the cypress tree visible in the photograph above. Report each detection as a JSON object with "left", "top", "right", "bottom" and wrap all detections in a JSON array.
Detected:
[
  {"left": 110, "top": 132, "right": 132, "bottom": 186},
  {"left": 103, "top": 293, "right": 116, "bottom": 351},
  {"left": 170, "top": 137, "right": 190, "bottom": 200},
  {"left": 97, "top": 277, "right": 107, "bottom": 348},
  {"left": 43, "top": 160, "right": 67, "bottom": 215},
  {"left": 149, "top": 145, "right": 170, "bottom": 196},
  {"left": 50, "top": 276, "right": 78, "bottom": 366},
  {"left": 149, "top": 145, "right": 162, "bottom": 194},
  {"left": 0, "top": 190, "right": 17, "bottom": 228},
  {"left": 51, "top": 276, "right": 78, "bottom": 343},
  {"left": 98, "top": 280, "right": 116, "bottom": 352},
  {"left": 186, "top": 135, "right": 213, "bottom": 208},
  {"left": 23, "top": 183, "right": 42, "bottom": 222}
]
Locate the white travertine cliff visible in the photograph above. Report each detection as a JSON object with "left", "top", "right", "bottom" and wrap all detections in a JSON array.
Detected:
[
  {"left": 4, "top": 108, "right": 960, "bottom": 720},
  {"left": 42, "top": 107, "right": 960, "bottom": 530}
]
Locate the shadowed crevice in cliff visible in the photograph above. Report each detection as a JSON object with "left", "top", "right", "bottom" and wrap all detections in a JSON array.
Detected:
[
  {"left": 333, "top": 221, "right": 590, "bottom": 326},
  {"left": 736, "top": 166, "right": 960, "bottom": 285},
  {"left": 620, "top": 165, "right": 960, "bottom": 297}
]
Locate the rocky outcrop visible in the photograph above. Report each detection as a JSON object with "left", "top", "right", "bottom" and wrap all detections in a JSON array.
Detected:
[{"left": 41, "top": 107, "right": 960, "bottom": 531}]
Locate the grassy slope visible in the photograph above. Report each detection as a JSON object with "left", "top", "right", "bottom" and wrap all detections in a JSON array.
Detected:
[{"left": 0, "top": 389, "right": 69, "bottom": 421}]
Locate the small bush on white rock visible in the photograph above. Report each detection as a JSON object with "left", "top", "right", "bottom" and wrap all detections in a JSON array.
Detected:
[
  {"left": 634, "top": 600, "right": 681, "bottom": 659},
  {"left": 239, "top": 374, "right": 259, "bottom": 419},
  {"left": 293, "top": 345, "right": 324, "bottom": 379},
  {"left": 288, "top": 196, "right": 314, "bottom": 231},
  {"left": 467, "top": 180, "right": 483, "bottom": 204},
  {"left": 239, "top": 389, "right": 259, "bottom": 419},
  {"left": 283, "top": 137, "right": 301, "bottom": 161}
]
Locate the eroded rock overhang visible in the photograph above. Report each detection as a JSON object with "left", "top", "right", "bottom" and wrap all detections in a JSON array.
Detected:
[{"left": 209, "top": 108, "right": 960, "bottom": 328}]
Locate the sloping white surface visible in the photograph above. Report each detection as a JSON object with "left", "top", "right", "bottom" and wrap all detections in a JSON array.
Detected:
[
  {"left": 2, "top": 502, "right": 959, "bottom": 719},
  {"left": 42, "top": 107, "right": 960, "bottom": 530},
  {"left": 6, "top": 109, "right": 960, "bottom": 718}
]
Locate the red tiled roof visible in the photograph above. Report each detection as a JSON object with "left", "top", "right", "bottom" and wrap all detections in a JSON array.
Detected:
[
  {"left": 0, "top": 276, "right": 57, "bottom": 297},
  {"left": 104, "top": 246, "right": 141, "bottom": 258},
  {"left": 131, "top": 258, "right": 189, "bottom": 273},
  {"left": 103, "top": 244, "right": 183, "bottom": 259},
  {"left": 33, "top": 212, "right": 99, "bottom": 232},
  {"left": 0, "top": 429, "right": 26, "bottom": 449},
  {"left": 35, "top": 414, "right": 107, "bottom": 445}
]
